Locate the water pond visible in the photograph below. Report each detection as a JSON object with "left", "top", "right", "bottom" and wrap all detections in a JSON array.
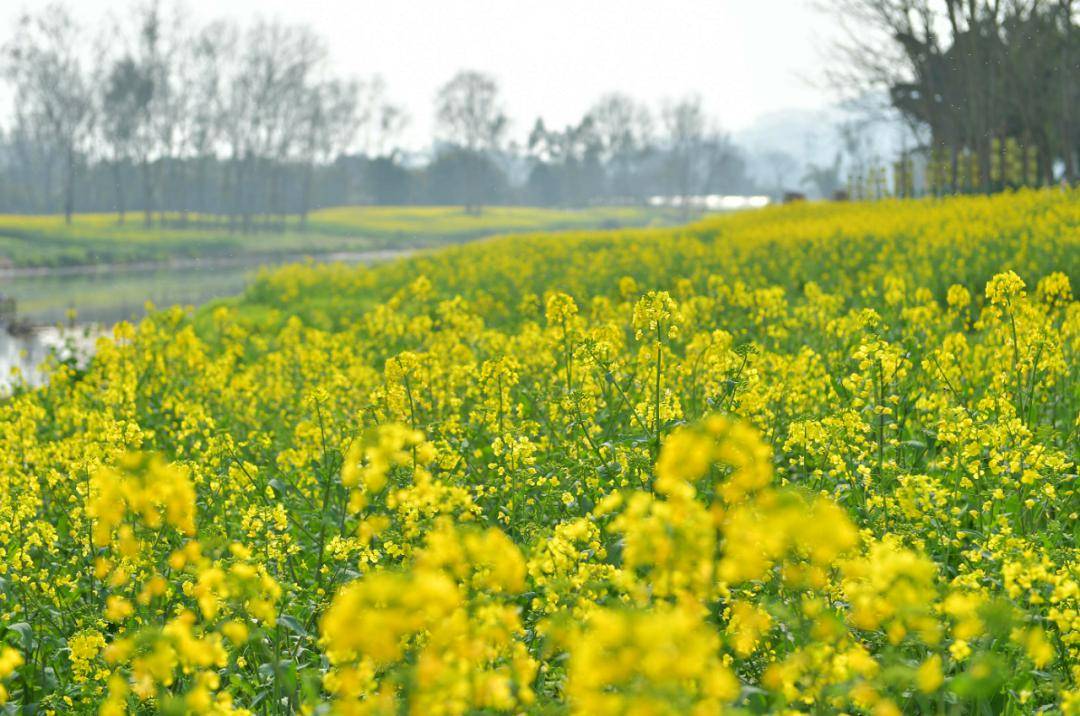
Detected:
[{"left": 0, "top": 250, "right": 405, "bottom": 391}]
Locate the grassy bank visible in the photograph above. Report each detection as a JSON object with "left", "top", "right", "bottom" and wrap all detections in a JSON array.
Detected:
[{"left": 0, "top": 205, "right": 677, "bottom": 269}]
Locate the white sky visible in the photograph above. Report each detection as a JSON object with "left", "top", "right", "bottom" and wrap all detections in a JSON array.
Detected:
[{"left": 1, "top": 0, "right": 840, "bottom": 150}]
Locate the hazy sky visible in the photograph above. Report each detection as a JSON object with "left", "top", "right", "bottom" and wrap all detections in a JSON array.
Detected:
[{"left": 1, "top": 0, "right": 839, "bottom": 149}]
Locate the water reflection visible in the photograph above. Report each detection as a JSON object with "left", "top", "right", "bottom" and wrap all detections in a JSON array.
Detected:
[
  {"left": 2, "top": 249, "right": 406, "bottom": 325},
  {"left": 0, "top": 258, "right": 260, "bottom": 392},
  {"left": 8, "top": 259, "right": 285, "bottom": 326},
  {"left": 0, "top": 249, "right": 408, "bottom": 392},
  {"left": 0, "top": 324, "right": 100, "bottom": 392}
]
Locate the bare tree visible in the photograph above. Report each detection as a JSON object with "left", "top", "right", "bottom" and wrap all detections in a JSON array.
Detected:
[
  {"left": 114, "top": 1, "right": 186, "bottom": 228},
  {"left": 147, "top": 3, "right": 193, "bottom": 226},
  {"left": 177, "top": 19, "right": 234, "bottom": 224},
  {"left": 435, "top": 70, "right": 507, "bottom": 152},
  {"left": 2, "top": 4, "right": 96, "bottom": 223},
  {"left": 1053, "top": 0, "right": 1077, "bottom": 182},
  {"left": 6, "top": 109, "right": 59, "bottom": 211},
  {"left": 100, "top": 55, "right": 152, "bottom": 223},
  {"left": 525, "top": 114, "right": 605, "bottom": 205},
  {"left": 588, "top": 93, "right": 653, "bottom": 161},
  {"left": 586, "top": 93, "right": 653, "bottom": 199},
  {"left": 298, "top": 78, "right": 360, "bottom": 227},
  {"left": 662, "top": 95, "right": 709, "bottom": 214},
  {"left": 221, "top": 20, "right": 328, "bottom": 231},
  {"left": 356, "top": 76, "right": 408, "bottom": 158}
]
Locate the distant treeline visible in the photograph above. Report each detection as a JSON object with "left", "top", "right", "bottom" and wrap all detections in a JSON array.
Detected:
[
  {"left": 0, "top": 3, "right": 759, "bottom": 228},
  {"left": 1, "top": 1, "right": 1076, "bottom": 227},
  {"left": 0, "top": 142, "right": 759, "bottom": 224}
]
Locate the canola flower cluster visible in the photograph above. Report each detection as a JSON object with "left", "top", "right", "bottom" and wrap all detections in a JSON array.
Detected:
[{"left": 0, "top": 188, "right": 1077, "bottom": 714}]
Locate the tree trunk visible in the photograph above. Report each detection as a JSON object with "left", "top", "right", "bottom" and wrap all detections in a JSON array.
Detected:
[
  {"left": 1061, "top": 2, "right": 1076, "bottom": 183},
  {"left": 178, "top": 161, "right": 189, "bottom": 227},
  {"left": 113, "top": 160, "right": 126, "bottom": 225},
  {"left": 141, "top": 159, "right": 153, "bottom": 228},
  {"left": 43, "top": 155, "right": 54, "bottom": 214},
  {"left": 1021, "top": 135, "right": 1032, "bottom": 188},
  {"left": 196, "top": 157, "right": 208, "bottom": 226},
  {"left": 225, "top": 159, "right": 237, "bottom": 233},
  {"left": 998, "top": 132, "right": 1007, "bottom": 191},
  {"left": 300, "top": 162, "right": 313, "bottom": 231},
  {"left": 950, "top": 144, "right": 960, "bottom": 194},
  {"left": 159, "top": 161, "right": 169, "bottom": 227},
  {"left": 977, "top": 138, "right": 991, "bottom": 193},
  {"left": 240, "top": 154, "right": 254, "bottom": 234},
  {"left": 1036, "top": 133, "right": 1053, "bottom": 185},
  {"left": 63, "top": 146, "right": 75, "bottom": 226}
]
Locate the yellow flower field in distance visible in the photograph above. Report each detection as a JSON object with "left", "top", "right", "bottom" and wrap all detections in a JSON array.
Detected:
[
  {"left": 0, "top": 206, "right": 677, "bottom": 269},
  {"left": 0, "top": 188, "right": 1077, "bottom": 714}
]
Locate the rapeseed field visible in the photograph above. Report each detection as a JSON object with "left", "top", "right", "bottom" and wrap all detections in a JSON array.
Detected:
[{"left": 0, "top": 189, "right": 1077, "bottom": 714}]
